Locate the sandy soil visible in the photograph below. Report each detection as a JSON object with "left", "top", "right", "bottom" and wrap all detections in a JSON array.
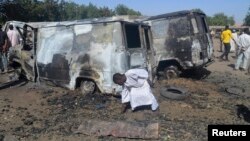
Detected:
[{"left": 0, "top": 38, "right": 250, "bottom": 141}]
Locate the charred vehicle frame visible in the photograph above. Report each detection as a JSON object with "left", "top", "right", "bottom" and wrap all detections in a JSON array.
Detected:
[
  {"left": 4, "top": 10, "right": 214, "bottom": 94},
  {"left": 143, "top": 10, "right": 214, "bottom": 79},
  {"left": 5, "top": 17, "right": 156, "bottom": 95}
]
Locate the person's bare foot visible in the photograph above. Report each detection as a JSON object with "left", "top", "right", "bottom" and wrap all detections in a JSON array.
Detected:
[
  {"left": 121, "top": 107, "right": 127, "bottom": 113},
  {"left": 121, "top": 103, "right": 129, "bottom": 113}
]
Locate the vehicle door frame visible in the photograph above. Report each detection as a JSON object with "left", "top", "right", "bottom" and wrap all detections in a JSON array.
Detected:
[
  {"left": 141, "top": 25, "right": 157, "bottom": 81},
  {"left": 122, "top": 21, "right": 147, "bottom": 69},
  {"left": 15, "top": 23, "right": 38, "bottom": 81},
  {"left": 193, "top": 13, "right": 213, "bottom": 62}
]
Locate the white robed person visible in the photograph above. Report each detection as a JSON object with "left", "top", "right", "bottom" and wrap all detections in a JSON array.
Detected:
[
  {"left": 113, "top": 68, "right": 159, "bottom": 113},
  {"left": 235, "top": 30, "right": 250, "bottom": 71}
]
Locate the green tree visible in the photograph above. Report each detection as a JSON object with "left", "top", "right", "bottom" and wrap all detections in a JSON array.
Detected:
[
  {"left": 115, "top": 4, "right": 127, "bottom": 15},
  {"left": 30, "top": 1, "right": 47, "bottom": 21},
  {"left": 127, "top": 9, "right": 141, "bottom": 16},
  {"left": 99, "top": 6, "right": 114, "bottom": 17},
  {"left": 207, "top": 13, "right": 235, "bottom": 26},
  {"left": 43, "top": 0, "right": 60, "bottom": 21},
  {"left": 244, "top": 6, "right": 250, "bottom": 26},
  {"left": 191, "top": 8, "right": 204, "bottom": 13},
  {"left": 1, "top": 0, "right": 25, "bottom": 22},
  {"left": 77, "top": 4, "right": 88, "bottom": 19},
  {"left": 63, "top": 1, "right": 79, "bottom": 20},
  {"left": 115, "top": 4, "right": 141, "bottom": 16},
  {"left": 15, "top": 0, "right": 36, "bottom": 21},
  {"left": 206, "top": 16, "right": 212, "bottom": 25},
  {"left": 1, "top": 1, "right": 142, "bottom": 22},
  {"left": 227, "top": 16, "right": 235, "bottom": 25},
  {"left": 0, "top": 1, "right": 9, "bottom": 22},
  {"left": 87, "top": 3, "right": 101, "bottom": 18},
  {"left": 212, "top": 13, "right": 228, "bottom": 25}
]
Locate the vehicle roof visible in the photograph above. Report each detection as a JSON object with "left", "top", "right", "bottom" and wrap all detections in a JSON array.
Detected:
[
  {"left": 145, "top": 10, "right": 206, "bottom": 21},
  {"left": 6, "top": 15, "right": 148, "bottom": 29}
]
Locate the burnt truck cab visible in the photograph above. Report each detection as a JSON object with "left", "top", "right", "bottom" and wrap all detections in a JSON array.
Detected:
[
  {"left": 6, "top": 17, "right": 155, "bottom": 94},
  {"left": 143, "top": 10, "right": 214, "bottom": 79}
]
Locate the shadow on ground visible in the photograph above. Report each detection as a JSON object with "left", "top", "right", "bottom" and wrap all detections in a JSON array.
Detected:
[
  {"left": 0, "top": 79, "right": 28, "bottom": 90},
  {"left": 180, "top": 68, "right": 211, "bottom": 80},
  {"left": 227, "top": 64, "right": 235, "bottom": 69}
]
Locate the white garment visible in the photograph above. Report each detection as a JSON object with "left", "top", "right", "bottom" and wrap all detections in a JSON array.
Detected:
[
  {"left": 7, "top": 30, "right": 20, "bottom": 47},
  {"left": 235, "top": 33, "right": 250, "bottom": 69},
  {"left": 230, "top": 33, "right": 238, "bottom": 52},
  {"left": 121, "top": 69, "right": 159, "bottom": 111},
  {"left": 243, "top": 46, "right": 250, "bottom": 69},
  {"left": 238, "top": 34, "right": 250, "bottom": 55}
]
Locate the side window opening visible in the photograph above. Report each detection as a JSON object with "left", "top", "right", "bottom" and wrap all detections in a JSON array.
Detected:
[
  {"left": 16, "top": 25, "right": 34, "bottom": 51},
  {"left": 24, "top": 27, "right": 34, "bottom": 51},
  {"left": 195, "top": 16, "right": 209, "bottom": 33},
  {"left": 201, "top": 17, "right": 208, "bottom": 33},
  {"left": 124, "top": 24, "right": 141, "bottom": 48}
]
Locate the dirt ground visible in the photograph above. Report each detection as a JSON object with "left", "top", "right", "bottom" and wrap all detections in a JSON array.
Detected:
[{"left": 0, "top": 38, "right": 250, "bottom": 141}]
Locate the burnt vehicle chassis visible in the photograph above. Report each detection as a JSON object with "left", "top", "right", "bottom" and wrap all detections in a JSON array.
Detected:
[
  {"left": 6, "top": 17, "right": 155, "bottom": 95},
  {"left": 143, "top": 10, "right": 214, "bottom": 79}
]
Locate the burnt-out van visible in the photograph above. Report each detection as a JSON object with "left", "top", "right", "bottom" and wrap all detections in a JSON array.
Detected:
[
  {"left": 5, "top": 17, "right": 155, "bottom": 94},
  {"left": 143, "top": 10, "right": 214, "bottom": 79}
]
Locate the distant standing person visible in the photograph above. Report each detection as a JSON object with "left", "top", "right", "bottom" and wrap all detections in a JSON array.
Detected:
[
  {"left": 0, "top": 25, "right": 9, "bottom": 72},
  {"left": 234, "top": 29, "right": 250, "bottom": 71},
  {"left": 219, "top": 29, "right": 223, "bottom": 52},
  {"left": 7, "top": 24, "right": 20, "bottom": 47},
  {"left": 210, "top": 30, "right": 215, "bottom": 38},
  {"left": 113, "top": 68, "right": 159, "bottom": 113},
  {"left": 230, "top": 29, "right": 237, "bottom": 53},
  {"left": 219, "top": 25, "right": 232, "bottom": 61}
]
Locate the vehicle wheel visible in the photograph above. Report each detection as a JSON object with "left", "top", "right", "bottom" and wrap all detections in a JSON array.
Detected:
[
  {"left": 80, "top": 80, "right": 95, "bottom": 95},
  {"left": 164, "top": 66, "right": 179, "bottom": 79},
  {"left": 160, "top": 86, "right": 189, "bottom": 100}
]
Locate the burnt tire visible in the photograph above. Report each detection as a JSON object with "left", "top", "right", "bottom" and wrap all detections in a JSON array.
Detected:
[
  {"left": 160, "top": 86, "right": 189, "bottom": 100},
  {"left": 80, "top": 80, "right": 95, "bottom": 95},
  {"left": 164, "top": 66, "right": 179, "bottom": 79}
]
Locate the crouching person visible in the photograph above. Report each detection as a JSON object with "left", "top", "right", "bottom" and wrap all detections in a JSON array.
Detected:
[{"left": 113, "top": 68, "right": 159, "bottom": 113}]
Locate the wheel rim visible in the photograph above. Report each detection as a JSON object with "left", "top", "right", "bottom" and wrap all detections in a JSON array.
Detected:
[
  {"left": 80, "top": 81, "right": 95, "bottom": 95},
  {"left": 165, "top": 69, "right": 178, "bottom": 79}
]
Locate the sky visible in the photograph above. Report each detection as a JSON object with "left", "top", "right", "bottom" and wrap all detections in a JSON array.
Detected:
[{"left": 73, "top": 0, "right": 250, "bottom": 25}]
